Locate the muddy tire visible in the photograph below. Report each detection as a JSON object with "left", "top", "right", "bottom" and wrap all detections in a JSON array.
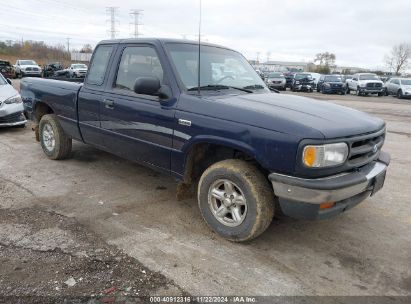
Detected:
[
  {"left": 198, "top": 159, "right": 274, "bottom": 242},
  {"left": 39, "top": 114, "right": 72, "bottom": 160}
]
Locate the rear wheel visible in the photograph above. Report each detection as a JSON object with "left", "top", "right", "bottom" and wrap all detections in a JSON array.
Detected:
[
  {"left": 39, "top": 114, "right": 72, "bottom": 160},
  {"left": 198, "top": 159, "right": 274, "bottom": 242}
]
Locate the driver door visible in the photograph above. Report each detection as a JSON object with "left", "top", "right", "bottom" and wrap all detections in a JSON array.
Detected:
[{"left": 99, "top": 44, "right": 176, "bottom": 171}]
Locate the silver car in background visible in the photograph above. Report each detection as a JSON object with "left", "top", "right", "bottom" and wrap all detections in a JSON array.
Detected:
[
  {"left": 68, "top": 63, "right": 88, "bottom": 78},
  {"left": 384, "top": 78, "right": 411, "bottom": 99},
  {"left": 15, "top": 59, "right": 42, "bottom": 78},
  {"left": 265, "top": 72, "right": 286, "bottom": 90},
  {"left": 0, "top": 74, "right": 26, "bottom": 127}
]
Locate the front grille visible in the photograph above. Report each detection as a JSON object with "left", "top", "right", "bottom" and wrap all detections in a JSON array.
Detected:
[
  {"left": 347, "top": 128, "right": 385, "bottom": 167},
  {"left": 33, "top": 68, "right": 39, "bottom": 71},
  {"left": 0, "top": 112, "right": 24, "bottom": 124},
  {"left": 366, "top": 83, "right": 382, "bottom": 88},
  {"left": 332, "top": 83, "right": 342, "bottom": 88}
]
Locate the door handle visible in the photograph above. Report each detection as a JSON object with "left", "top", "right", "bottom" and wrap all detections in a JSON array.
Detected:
[{"left": 103, "top": 99, "right": 114, "bottom": 109}]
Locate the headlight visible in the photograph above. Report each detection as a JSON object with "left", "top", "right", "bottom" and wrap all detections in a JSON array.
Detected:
[
  {"left": 324, "top": 83, "right": 330, "bottom": 87},
  {"left": 360, "top": 83, "right": 366, "bottom": 87},
  {"left": 303, "top": 143, "right": 348, "bottom": 168},
  {"left": 4, "top": 95, "right": 22, "bottom": 104},
  {"left": 295, "top": 81, "right": 300, "bottom": 84}
]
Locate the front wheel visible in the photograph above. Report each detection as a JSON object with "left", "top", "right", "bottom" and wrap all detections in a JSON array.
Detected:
[
  {"left": 397, "top": 90, "right": 403, "bottom": 99},
  {"left": 39, "top": 114, "right": 72, "bottom": 160},
  {"left": 198, "top": 159, "right": 275, "bottom": 242}
]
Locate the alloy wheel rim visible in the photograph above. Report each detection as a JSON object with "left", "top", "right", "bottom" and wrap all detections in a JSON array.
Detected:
[
  {"left": 208, "top": 179, "right": 248, "bottom": 227},
  {"left": 42, "top": 123, "right": 55, "bottom": 152}
]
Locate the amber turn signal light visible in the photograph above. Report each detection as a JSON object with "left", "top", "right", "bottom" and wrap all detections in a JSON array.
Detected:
[{"left": 320, "top": 202, "right": 336, "bottom": 209}]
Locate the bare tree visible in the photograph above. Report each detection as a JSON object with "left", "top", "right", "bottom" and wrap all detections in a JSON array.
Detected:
[
  {"left": 314, "top": 52, "right": 336, "bottom": 66},
  {"left": 385, "top": 43, "right": 411, "bottom": 75}
]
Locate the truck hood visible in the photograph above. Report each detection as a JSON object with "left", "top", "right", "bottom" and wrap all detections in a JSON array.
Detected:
[
  {"left": 0, "top": 84, "right": 19, "bottom": 102},
  {"left": 359, "top": 79, "right": 383, "bottom": 85},
  {"left": 202, "top": 92, "right": 384, "bottom": 139},
  {"left": 21, "top": 65, "right": 41, "bottom": 69}
]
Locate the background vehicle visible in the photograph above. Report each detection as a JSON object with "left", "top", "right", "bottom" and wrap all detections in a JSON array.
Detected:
[
  {"left": 68, "top": 63, "right": 88, "bottom": 78},
  {"left": 346, "top": 73, "right": 384, "bottom": 96},
  {"left": 42, "top": 62, "right": 64, "bottom": 78},
  {"left": 0, "top": 60, "right": 16, "bottom": 79},
  {"left": 283, "top": 72, "right": 296, "bottom": 89},
  {"left": 21, "top": 38, "right": 390, "bottom": 242},
  {"left": 0, "top": 74, "right": 26, "bottom": 127},
  {"left": 265, "top": 72, "right": 286, "bottom": 90},
  {"left": 291, "top": 73, "right": 314, "bottom": 92},
  {"left": 306, "top": 72, "right": 321, "bottom": 91},
  {"left": 317, "top": 74, "right": 345, "bottom": 94},
  {"left": 384, "top": 78, "right": 411, "bottom": 99},
  {"left": 15, "top": 60, "right": 42, "bottom": 78}
]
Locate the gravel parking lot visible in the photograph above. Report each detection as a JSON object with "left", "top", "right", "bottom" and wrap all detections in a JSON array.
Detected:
[{"left": 1, "top": 80, "right": 410, "bottom": 297}]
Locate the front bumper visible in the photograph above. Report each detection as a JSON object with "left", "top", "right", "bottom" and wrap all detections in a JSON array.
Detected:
[
  {"left": 294, "top": 84, "right": 312, "bottom": 91},
  {"left": 359, "top": 87, "right": 384, "bottom": 93},
  {"left": 0, "top": 103, "right": 27, "bottom": 127},
  {"left": 323, "top": 86, "right": 345, "bottom": 93},
  {"left": 21, "top": 70, "right": 42, "bottom": 77},
  {"left": 268, "top": 151, "right": 390, "bottom": 220}
]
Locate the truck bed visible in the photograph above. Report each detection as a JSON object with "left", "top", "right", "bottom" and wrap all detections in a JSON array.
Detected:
[{"left": 20, "top": 77, "right": 83, "bottom": 140}]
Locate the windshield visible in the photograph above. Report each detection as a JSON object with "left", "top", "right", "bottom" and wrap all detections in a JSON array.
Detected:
[
  {"left": 359, "top": 74, "right": 379, "bottom": 80},
  {"left": 165, "top": 43, "right": 268, "bottom": 92},
  {"left": 295, "top": 74, "right": 312, "bottom": 80},
  {"left": 19, "top": 60, "right": 37, "bottom": 65},
  {"left": 401, "top": 79, "right": 411, "bottom": 85},
  {"left": 0, "top": 60, "right": 11, "bottom": 66},
  {"left": 0, "top": 74, "right": 7, "bottom": 85},
  {"left": 72, "top": 64, "right": 87, "bottom": 69},
  {"left": 325, "top": 75, "right": 342, "bottom": 82},
  {"left": 268, "top": 72, "right": 284, "bottom": 78}
]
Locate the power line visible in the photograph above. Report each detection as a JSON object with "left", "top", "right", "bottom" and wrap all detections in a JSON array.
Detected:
[
  {"left": 106, "top": 7, "right": 119, "bottom": 39},
  {"left": 130, "top": 9, "right": 143, "bottom": 38}
]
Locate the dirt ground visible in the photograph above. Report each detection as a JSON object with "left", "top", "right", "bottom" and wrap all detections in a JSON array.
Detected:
[
  {"left": 0, "top": 206, "right": 184, "bottom": 301},
  {"left": 0, "top": 80, "right": 410, "bottom": 299}
]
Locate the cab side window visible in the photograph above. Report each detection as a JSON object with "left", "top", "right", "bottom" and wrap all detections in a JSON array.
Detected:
[
  {"left": 86, "top": 45, "right": 113, "bottom": 86},
  {"left": 115, "top": 46, "right": 164, "bottom": 92}
]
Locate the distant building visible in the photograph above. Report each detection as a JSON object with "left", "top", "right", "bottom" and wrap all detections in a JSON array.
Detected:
[
  {"left": 332, "top": 66, "right": 370, "bottom": 74},
  {"left": 253, "top": 61, "right": 316, "bottom": 73},
  {"left": 70, "top": 52, "right": 92, "bottom": 62}
]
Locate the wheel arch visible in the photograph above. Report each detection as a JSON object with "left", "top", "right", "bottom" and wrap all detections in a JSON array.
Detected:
[
  {"left": 181, "top": 136, "right": 266, "bottom": 185},
  {"left": 34, "top": 101, "right": 55, "bottom": 123}
]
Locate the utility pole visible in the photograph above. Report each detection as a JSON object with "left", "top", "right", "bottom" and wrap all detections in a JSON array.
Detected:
[
  {"left": 257, "top": 52, "right": 260, "bottom": 64},
  {"left": 266, "top": 51, "right": 271, "bottom": 63},
  {"left": 66, "top": 37, "right": 71, "bottom": 53},
  {"left": 106, "top": 7, "right": 119, "bottom": 39},
  {"left": 130, "top": 9, "right": 143, "bottom": 38}
]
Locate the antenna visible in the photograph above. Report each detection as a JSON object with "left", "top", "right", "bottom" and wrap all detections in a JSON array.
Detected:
[{"left": 197, "top": 0, "right": 202, "bottom": 95}]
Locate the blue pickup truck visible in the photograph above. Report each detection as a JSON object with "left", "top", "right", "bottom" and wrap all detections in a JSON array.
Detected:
[{"left": 21, "top": 38, "right": 390, "bottom": 242}]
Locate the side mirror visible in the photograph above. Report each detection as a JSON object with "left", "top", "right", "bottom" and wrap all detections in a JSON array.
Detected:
[
  {"left": 134, "top": 77, "right": 161, "bottom": 96},
  {"left": 6, "top": 78, "right": 12, "bottom": 85}
]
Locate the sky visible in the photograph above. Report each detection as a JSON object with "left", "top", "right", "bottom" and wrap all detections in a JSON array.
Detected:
[{"left": 1, "top": 0, "right": 411, "bottom": 70}]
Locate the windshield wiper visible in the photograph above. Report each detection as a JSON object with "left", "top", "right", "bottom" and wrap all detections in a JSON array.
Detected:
[
  {"left": 188, "top": 84, "right": 253, "bottom": 93},
  {"left": 243, "top": 84, "right": 266, "bottom": 90}
]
